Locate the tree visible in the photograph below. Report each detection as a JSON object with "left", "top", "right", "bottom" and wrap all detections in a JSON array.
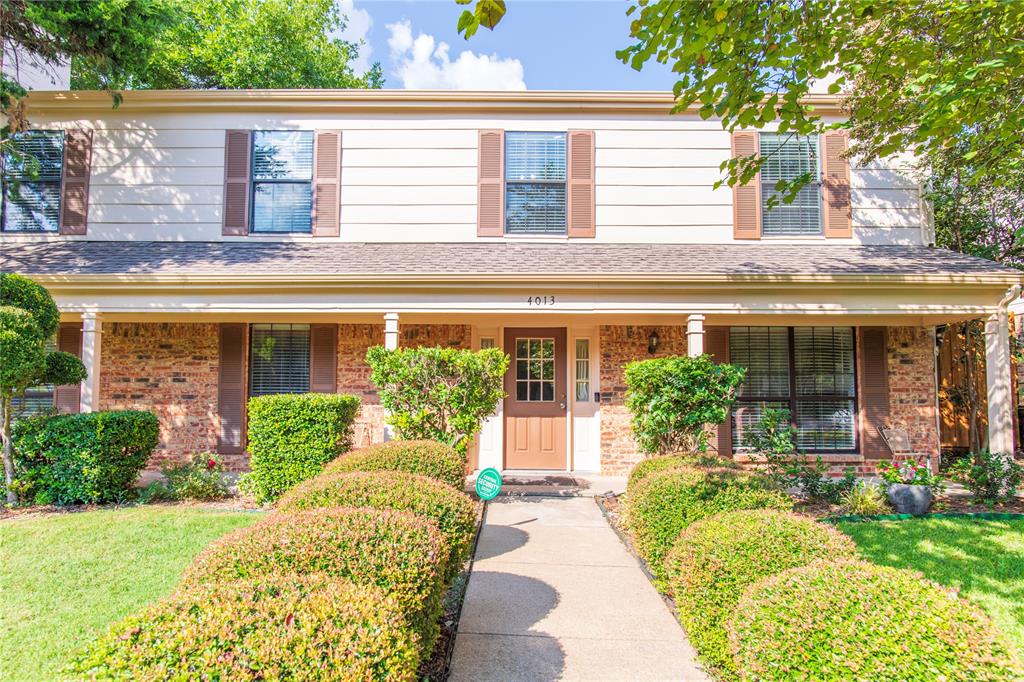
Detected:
[
  {"left": 72, "top": 0, "right": 383, "bottom": 90},
  {"left": 0, "top": 274, "right": 86, "bottom": 504},
  {"left": 366, "top": 346, "right": 509, "bottom": 454}
]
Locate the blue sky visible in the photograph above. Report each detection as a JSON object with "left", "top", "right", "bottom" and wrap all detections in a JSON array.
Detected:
[{"left": 337, "top": 0, "right": 676, "bottom": 90}]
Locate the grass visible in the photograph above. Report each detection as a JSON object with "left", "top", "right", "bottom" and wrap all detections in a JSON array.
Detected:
[
  {"left": 0, "top": 505, "right": 261, "bottom": 681},
  {"left": 839, "top": 517, "right": 1024, "bottom": 658}
]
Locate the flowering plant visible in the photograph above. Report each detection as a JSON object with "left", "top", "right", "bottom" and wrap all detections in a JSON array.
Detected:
[{"left": 876, "top": 458, "right": 944, "bottom": 491}]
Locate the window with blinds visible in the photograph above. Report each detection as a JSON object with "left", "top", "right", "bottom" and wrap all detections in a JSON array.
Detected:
[
  {"left": 730, "top": 326, "right": 857, "bottom": 452},
  {"left": 505, "top": 132, "right": 567, "bottom": 235},
  {"left": 11, "top": 337, "right": 58, "bottom": 417},
  {"left": 248, "top": 324, "right": 311, "bottom": 396},
  {"left": 2, "top": 130, "right": 64, "bottom": 232},
  {"left": 251, "top": 131, "right": 313, "bottom": 234},
  {"left": 759, "top": 133, "right": 822, "bottom": 236}
]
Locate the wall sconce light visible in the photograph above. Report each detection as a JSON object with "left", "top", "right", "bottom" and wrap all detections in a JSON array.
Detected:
[{"left": 647, "top": 330, "right": 660, "bottom": 355}]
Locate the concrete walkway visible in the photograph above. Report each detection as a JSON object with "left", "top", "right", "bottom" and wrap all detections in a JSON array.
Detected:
[{"left": 449, "top": 496, "right": 709, "bottom": 681}]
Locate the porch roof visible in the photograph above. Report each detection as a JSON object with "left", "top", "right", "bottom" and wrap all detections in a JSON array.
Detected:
[{"left": 1, "top": 241, "right": 1019, "bottom": 285}]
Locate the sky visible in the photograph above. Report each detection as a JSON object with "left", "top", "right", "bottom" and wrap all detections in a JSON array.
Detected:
[{"left": 335, "top": 0, "right": 677, "bottom": 90}]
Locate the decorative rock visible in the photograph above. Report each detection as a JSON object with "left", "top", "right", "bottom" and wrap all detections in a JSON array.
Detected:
[{"left": 886, "top": 483, "right": 933, "bottom": 515}]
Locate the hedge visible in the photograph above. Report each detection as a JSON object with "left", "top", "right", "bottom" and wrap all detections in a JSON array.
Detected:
[
  {"left": 323, "top": 439, "right": 466, "bottom": 489},
  {"left": 69, "top": 574, "right": 420, "bottom": 681},
  {"left": 12, "top": 410, "right": 158, "bottom": 505},
  {"left": 624, "top": 466, "right": 791, "bottom": 582},
  {"left": 277, "top": 470, "right": 478, "bottom": 581},
  {"left": 181, "top": 507, "right": 446, "bottom": 652},
  {"left": 242, "top": 393, "right": 360, "bottom": 503},
  {"left": 730, "top": 559, "right": 1022, "bottom": 681},
  {"left": 627, "top": 454, "right": 737, "bottom": 490},
  {"left": 665, "top": 510, "right": 859, "bottom": 674}
]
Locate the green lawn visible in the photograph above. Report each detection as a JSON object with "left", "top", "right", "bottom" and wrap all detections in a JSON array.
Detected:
[
  {"left": 0, "top": 505, "right": 260, "bottom": 682},
  {"left": 839, "top": 517, "right": 1024, "bottom": 658}
]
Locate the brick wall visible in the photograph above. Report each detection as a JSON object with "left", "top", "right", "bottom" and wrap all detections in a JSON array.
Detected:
[
  {"left": 99, "top": 322, "right": 223, "bottom": 468},
  {"left": 885, "top": 325, "right": 940, "bottom": 462},
  {"left": 599, "top": 325, "right": 687, "bottom": 474},
  {"left": 338, "top": 324, "right": 472, "bottom": 448}
]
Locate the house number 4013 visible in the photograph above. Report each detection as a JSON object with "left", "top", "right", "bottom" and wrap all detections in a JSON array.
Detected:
[{"left": 527, "top": 295, "right": 556, "bottom": 306}]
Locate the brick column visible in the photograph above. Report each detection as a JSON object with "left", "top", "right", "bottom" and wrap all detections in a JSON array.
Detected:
[
  {"left": 79, "top": 311, "right": 102, "bottom": 413},
  {"left": 687, "top": 314, "right": 705, "bottom": 357}
]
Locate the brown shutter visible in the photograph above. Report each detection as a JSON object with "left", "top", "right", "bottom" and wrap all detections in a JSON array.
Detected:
[
  {"left": 222, "top": 130, "right": 251, "bottom": 236},
  {"left": 313, "top": 130, "right": 342, "bottom": 237},
  {"left": 54, "top": 322, "right": 83, "bottom": 414},
  {"left": 859, "top": 327, "right": 890, "bottom": 458},
  {"left": 822, "top": 131, "right": 852, "bottom": 238},
  {"left": 705, "top": 326, "right": 733, "bottom": 457},
  {"left": 309, "top": 324, "right": 338, "bottom": 393},
  {"left": 218, "top": 323, "right": 247, "bottom": 454},
  {"left": 59, "top": 129, "right": 92, "bottom": 235},
  {"left": 731, "top": 130, "right": 761, "bottom": 240},
  {"left": 477, "top": 129, "right": 504, "bottom": 237},
  {"left": 567, "top": 129, "right": 596, "bottom": 238}
]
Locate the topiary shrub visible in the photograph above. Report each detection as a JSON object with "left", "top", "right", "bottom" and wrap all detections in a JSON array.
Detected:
[
  {"left": 241, "top": 392, "right": 360, "bottom": 503},
  {"left": 627, "top": 454, "right": 737, "bottom": 490},
  {"left": 278, "top": 470, "right": 479, "bottom": 581},
  {"left": 624, "top": 466, "right": 791, "bottom": 582},
  {"left": 11, "top": 410, "right": 158, "bottom": 504},
  {"left": 665, "top": 510, "right": 859, "bottom": 674},
  {"left": 70, "top": 574, "right": 420, "bottom": 681},
  {"left": 730, "top": 559, "right": 1022, "bottom": 681},
  {"left": 323, "top": 439, "right": 466, "bottom": 489},
  {"left": 181, "top": 507, "right": 446, "bottom": 652}
]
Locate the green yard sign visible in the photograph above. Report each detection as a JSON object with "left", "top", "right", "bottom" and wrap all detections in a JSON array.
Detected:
[{"left": 475, "top": 467, "right": 503, "bottom": 500}]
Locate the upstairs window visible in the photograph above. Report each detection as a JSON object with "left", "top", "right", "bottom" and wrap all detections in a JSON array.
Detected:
[
  {"left": 505, "top": 132, "right": 566, "bottom": 235},
  {"left": 760, "top": 133, "right": 821, "bottom": 236},
  {"left": 251, "top": 131, "right": 313, "bottom": 234},
  {"left": 249, "top": 323, "right": 310, "bottom": 396},
  {"left": 731, "top": 326, "right": 857, "bottom": 452},
  {"left": 1, "top": 130, "right": 64, "bottom": 232}
]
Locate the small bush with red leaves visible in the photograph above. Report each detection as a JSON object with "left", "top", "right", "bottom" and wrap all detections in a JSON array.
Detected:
[
  {"left": 181, "top": 507, "right": 446, "bottom": 651},
  {"left": 69, "top": 574, "right": 419, "bottom": 681},
  {"left": 624, "top": 466, "right": 791, "bottom": 584},
  {"left": 322, "top": 439, "right": 466, "bottom": 489},
  {"left": 665, "top": 510, "right": 859, "bottom": 675},
  {"left": 277, "top": 470, "right": 479, "bottom": 581},
  {"left": 730, "top": 559, "right": 1023, "bottom": 681}
]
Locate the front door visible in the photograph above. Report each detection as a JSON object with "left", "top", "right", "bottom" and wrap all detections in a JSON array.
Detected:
[{"left": 503, "top": 328, "right": 567, "bottom": 469}]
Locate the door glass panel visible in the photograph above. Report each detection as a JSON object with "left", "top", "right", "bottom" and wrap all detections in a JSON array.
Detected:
[
  {"left": 515, "top": 336, "right": 556, "bottom": 402},
  {"left": 575, "top": 339, "right": 591, "bottom": 402}
]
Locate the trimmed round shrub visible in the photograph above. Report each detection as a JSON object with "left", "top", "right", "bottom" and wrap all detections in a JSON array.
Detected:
[
  {"left": 242, "top": 392, "right": 361, "bottom": 503},
  {"left": 182, "top": 507, "right": 446, "bottom": 651},
  {"left": 624, "top": 466, "right": 791, "bottom": 582},
  {"left": 11, "top": 410, "right": 158, "bottom": 505},
  {"left": 730, "top": 559, "right": 1023, "bottom": 681},
  {"left": 278, "top": 470, "right": 479, "bottom": 581},
  {"left": 627, "top": 454, "right": 738, "bottom": 490},
  {"left": 665, "top": 510, "right": 859, "bottom": 674},
  {"left": 323, "top": 439, "right": 466, "bottom": 489},
  {"left": 70, "top": 574, "right": 420, "bottom": 681}
]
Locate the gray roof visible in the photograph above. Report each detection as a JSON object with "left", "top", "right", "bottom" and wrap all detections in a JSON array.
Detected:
[{"left": 0, "top": 241, "right": 1018, "bottom": 280}]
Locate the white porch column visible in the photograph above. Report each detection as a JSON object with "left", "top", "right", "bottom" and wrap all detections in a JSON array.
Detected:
[
  {"left": 985, "top": 310, "right": 1014, "bottom": 454},
  {"left": 384, "top": 312, "right": 400, "bottom": 351},
  {"left": 79, "top": 311, "right": 102, "bottom": 413},
  {"left": 687, "top": 314, "right": 705, "bottom": 357}
]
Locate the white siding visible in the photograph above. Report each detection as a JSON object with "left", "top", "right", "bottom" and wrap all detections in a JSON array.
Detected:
[{"left": 2, "top": 109, "right": 926, "bottom": 245}]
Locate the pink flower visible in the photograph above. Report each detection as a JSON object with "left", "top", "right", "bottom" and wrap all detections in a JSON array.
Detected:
[{"left": 207, "top": 458, "right": 217, "bottom": 471}]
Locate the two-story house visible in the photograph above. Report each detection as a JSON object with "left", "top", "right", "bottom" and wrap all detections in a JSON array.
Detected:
[{"left": 1, "top": 89, "right": 1018, "bottom": 476}]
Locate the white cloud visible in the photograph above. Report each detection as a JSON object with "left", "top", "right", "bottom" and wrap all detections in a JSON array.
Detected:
[
  {"left": 334, "top": 0, "right": 373, "bottom": 75},
  {"left": 386, "top": 20, "right": 526, "bottom": 90}
]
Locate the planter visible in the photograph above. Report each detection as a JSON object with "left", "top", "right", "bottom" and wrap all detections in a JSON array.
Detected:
[{"left": 886, "top": 484, "right": 933, "bottom": 515}]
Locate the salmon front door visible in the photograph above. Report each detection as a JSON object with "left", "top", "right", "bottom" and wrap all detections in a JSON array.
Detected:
[{"left": 504, "top": 328, "right": 567, "bottom": 469}]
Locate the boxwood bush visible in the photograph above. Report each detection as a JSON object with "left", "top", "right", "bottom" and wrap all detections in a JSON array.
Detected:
[
  {"left": 241, "top": 393, "right": 360, "bottom": 503},
  {"left": 624, "top": 466, "right": 791, "bottom": 582},
  {"left": 277, "top": 470, "right": 479, "bottom": 581},
  {"left": 730, "top": 559, "right": 1022, "bottom": 681},
  {"left": 70, "top": 574, "right": 420, "bottom": 681},
  {"left": 182, "top": 507, "right": 446, "bottom": 651},
  {"left": 322, "top": 439, "right": 466, "bottom": 489},
  {"left": 665, "top": 510, "right": 859, "bottom": 674},
  {"left": 627, "top": 454, "right": 737, "bottom": 489},
  {"left": 12, "top": 410, "right": 158, "bottom": 504}
]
